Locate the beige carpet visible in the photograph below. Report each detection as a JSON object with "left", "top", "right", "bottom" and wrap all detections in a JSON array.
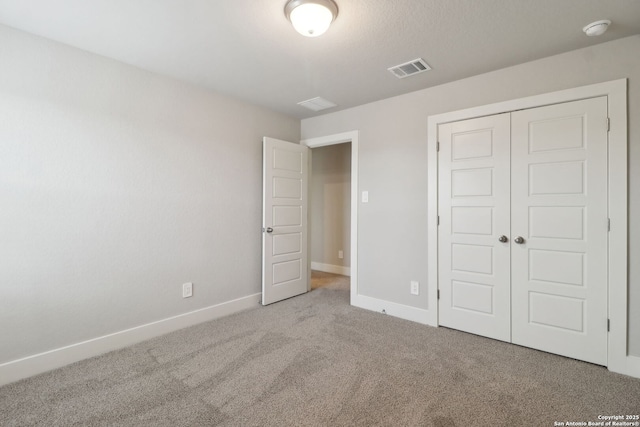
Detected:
[
  {"left": 1, "top": 271, "right": 639, "bottom": 426},
  {"left": 311, "top": 270, "right": 350, "bottom": 291}
]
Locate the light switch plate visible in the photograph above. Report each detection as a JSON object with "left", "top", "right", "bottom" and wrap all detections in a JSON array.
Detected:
[{"left": 182, "top": 282, "right": 193, "bottom": 298}]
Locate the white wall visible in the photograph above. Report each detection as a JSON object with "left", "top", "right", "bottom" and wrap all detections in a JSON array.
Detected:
[
  {"left": 310, "top": 143, "right": 351, "bottom": 271},
  {"left": 0, "top": 25, "right": 300, "bottom": 364},
  {"left": 301, "top": 35, "right": 640, "bottom": 356}
]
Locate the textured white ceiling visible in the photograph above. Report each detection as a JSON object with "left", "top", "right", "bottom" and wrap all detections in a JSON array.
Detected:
[{"left": 0, "top": 0, "right": 639, "bottom": 118}]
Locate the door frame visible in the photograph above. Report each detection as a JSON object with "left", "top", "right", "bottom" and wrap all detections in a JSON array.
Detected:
[
  {"left": 301, "top": 131, "right": 359, "bottom": 305},
  {"left": 427, "top": 79, "right": 632, "bottom": 377}
]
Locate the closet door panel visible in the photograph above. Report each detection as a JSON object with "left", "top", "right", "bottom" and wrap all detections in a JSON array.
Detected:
[
  {"left": 510, "top": 97, "right": 608, "bottom": 366},
  {"left": 438, "top": 114, "right": 511, "bottom": 342}
]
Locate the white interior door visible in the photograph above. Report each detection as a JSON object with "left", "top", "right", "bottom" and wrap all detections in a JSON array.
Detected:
[
  {"left": 438, "top": 114, "right": 512, "bottom": 342},
  {"left": 510, "top": 97, "right": 609, "bottom": 365},
  {"left": 262, "top": 137, "right": 309, "bottom": 305}
]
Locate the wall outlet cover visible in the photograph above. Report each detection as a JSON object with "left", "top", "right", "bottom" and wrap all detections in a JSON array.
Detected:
[{"left": 410, "top": 280, "right": 419, "bottom": 295}]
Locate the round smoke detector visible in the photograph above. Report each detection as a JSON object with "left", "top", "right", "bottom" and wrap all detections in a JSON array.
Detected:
[{"left": 583, "top": 20, "right": 611, "bottom": 37}]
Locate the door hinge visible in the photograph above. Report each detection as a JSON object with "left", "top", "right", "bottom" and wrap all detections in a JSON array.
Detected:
[
  {"left": 608, "top": 218, "right": 611, "bottom": 232},
  {"left": 437, "top": 289, "right": 440, "bottom": 300},
  {"left": 607, "top": 117, "right": 610, "bottom": 132},
  {"left": 607, "top": 318, "right": 610, "bottom": 332},
  {"left": 437, "top": 215, "right": 440, "bottom": 226},
  {"left": 436, "top": 141, "right": 440, "bottom": 152}
]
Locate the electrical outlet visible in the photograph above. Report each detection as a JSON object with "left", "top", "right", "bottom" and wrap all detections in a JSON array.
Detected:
[
  {"left": 410, "top": 280, "right": 419, "bottom": 295},
  {"left": 338, "top": 250, "right": 344, "bottom": 259},
  {"left": 182, "top": 282, "right": 193, "bottom": 298},
  {"left": 362, "top": 191, "right": 369, "bottom": 203}
]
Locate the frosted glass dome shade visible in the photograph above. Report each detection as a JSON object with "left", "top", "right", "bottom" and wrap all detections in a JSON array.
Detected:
[{"left": 285, "top": 0, "right": 338, "bottom": 37}]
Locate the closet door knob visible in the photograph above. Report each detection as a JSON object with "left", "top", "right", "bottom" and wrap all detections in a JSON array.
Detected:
[
  {"left": 498, "top": 235, "right": 508, "bottom": 243},
  {"left": 514, "top": 236, "right": 525, "bottom": 244}
]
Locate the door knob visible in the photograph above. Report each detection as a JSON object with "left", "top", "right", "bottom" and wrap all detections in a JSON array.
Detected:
[
  {"left": 514, "top": 236, "right": 525, "bottom": 244},
  {"left": 498, "top": 235, "right": 508, "bottom": 243},
  {"left": 265, "top": 227, "right": 273, "bottom": 233}
]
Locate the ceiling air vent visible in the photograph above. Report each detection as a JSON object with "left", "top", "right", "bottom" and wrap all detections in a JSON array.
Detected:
[
  {"left": 297, "top": 97, "right": 337, "bottom": 112},
  {"left": 388, "top": 58, "right": 431, "bottom": 79}
]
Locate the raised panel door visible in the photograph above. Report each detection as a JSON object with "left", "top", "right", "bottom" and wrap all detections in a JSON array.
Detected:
[
  {"left": 262, "top": 137, "right": 309, "bottom": 305},
  {"left": 438, "top": 114, "right": 511, "bottom": 342},
  {"left": 510, "top": 97, "right": 608, "bottom": 365}
]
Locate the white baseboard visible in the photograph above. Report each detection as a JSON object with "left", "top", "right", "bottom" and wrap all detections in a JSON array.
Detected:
[
  {"left": 0, "top": 293, "right": 261, "bottom": 387},
  {"left": 609, "top": 354, "right": 640, "bottom": 379},
  {"left": 351, "top": 294, "right": 431, "bottom": 326},
  {"left": 625, "top": 355, "right": 640, "bottom": 378},
  {"left": 311, "top": 262, "right": 350, "bottom": 276}
]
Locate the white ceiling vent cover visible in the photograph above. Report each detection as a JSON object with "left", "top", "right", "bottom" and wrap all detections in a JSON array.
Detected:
[
  {"left": 297, "top": 97, "right": 337, "bottom": 112},
  {"left": 388, "top": 58, "right": 431, "bottom": 79}
]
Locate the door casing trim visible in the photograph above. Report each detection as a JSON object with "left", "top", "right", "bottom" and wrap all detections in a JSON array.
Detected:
[{"left": 427, "top": 79, "right": 632, "bottom": 377}]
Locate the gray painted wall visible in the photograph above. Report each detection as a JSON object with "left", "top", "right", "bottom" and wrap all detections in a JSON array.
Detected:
[
  {"left": 310, "top": 143, "right": 351, "bottom": 269},
  {"left": 301, "top": 35, "right": 640, "bottom": 356},
  {"left": 0, "top": 25, "right": 300, "bottom": 363}
]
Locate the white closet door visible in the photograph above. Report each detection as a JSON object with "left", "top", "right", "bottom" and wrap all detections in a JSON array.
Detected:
[
  {"left": 438, "top": 114, "right": 511, "bottom": 342},
  {"left": 510, "top": 97, "right": 608, "bottom": 365}
]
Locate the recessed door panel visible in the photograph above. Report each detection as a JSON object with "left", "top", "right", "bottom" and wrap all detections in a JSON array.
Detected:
[
  {"left": 452, "top": 130, "right": 493, "bottom": 160},
  {"left": 452, "top": 281, "right": 493, "bottom": 314},
  {"left": 273, "top": 148, "right": 302, "bottom": 172},
  {"left": 529, "top": 115, "right": 584, "bottom": 152},
  {"left": 273, "top": 177, "right": 301, "bottom": 199},
  {"left": 452, "top": 244, "right": 493, "bottom": 275},
  {"left": 451, "top": 207, "right": 493, "bottom": 235},
  {"left": 273, "top": 259, "right": 302, "bottom": 286},
  {"left": 273, "top": 233, "right": 302, "bottom": 256},
  {"left": 451, "top": 168, "right": 493, "bottom": 197},
  {"left": 529, "top": 292, "right": 585, "bottom": 332},
  {"left": 273, "top": 206, "right": 302, "bottom": 227},
  {"left": 529, "top": 249, "right": 584, "bottom": 286},
  {"left": 529, "top": 207, "right": 584, "bottom": 240},
  {"left": 530, "top": 162, "right": 584, "bottom": 195}
]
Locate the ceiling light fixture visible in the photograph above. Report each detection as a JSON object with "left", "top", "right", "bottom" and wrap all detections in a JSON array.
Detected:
[
  {"left": 583, "top": 20, "right": 611, "bottom": 37},
  {"left": 285, "top": 0, "right": 338, "bottom": 37}
]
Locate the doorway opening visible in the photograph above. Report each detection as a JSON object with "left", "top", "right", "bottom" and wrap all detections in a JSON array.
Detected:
[
  {"left": 309, "top": 142, "right": 351, "bottom": 276},
  {"left": 303, "top": 131, "right": 359, "bottom": 304},
  {"left": 310, "top": 142, "right": 351, "bottom": 293}
]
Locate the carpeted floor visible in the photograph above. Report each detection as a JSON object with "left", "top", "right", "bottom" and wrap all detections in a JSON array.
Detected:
[{"left": 1, "top": 271, "right": 639, "bottom": 426}]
